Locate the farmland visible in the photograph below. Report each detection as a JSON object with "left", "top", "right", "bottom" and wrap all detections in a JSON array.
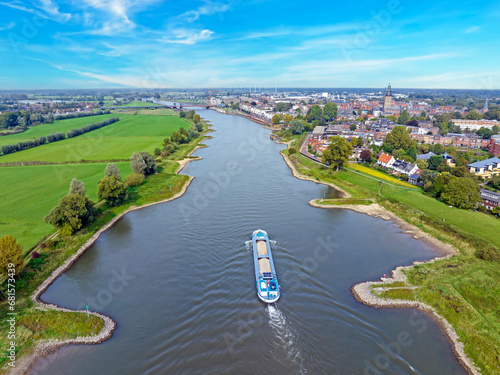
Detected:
[
  {"left": 0, "top": 111, "right": 193, "bottom": 249},
  {"left": 0, "top": 113, "right": 118, "bottom": 147},
  {"left": 0, "top": 115, "right": 188, "bottom": 163}
]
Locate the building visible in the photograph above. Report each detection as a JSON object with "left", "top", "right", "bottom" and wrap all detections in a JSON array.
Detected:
[
  {"left": 391, "top": 159, "right": 418, "bottom": 176},
  {"left": 467, "top": 157, "right": 500, "bottom": 179},
  {"left": 489, "top": 136, "right": 500, "bottom": 156},
  {"left": 377, "top": 152, "right": 395, "bottom": 168},
  {"left": 479, "top": 189, "right": 500, "bottom": 210},
  {"left": 409, "top": 169, "right": 422, "bottom": 185},
  {"left": 451, "top": 119, "right": 500, "bottom": 131},
  {"left": 417, "top": 152, "right": 436, "bottom": 160},
  {"left": 383, "top": 84, "right": 392, "bottom": 112}
]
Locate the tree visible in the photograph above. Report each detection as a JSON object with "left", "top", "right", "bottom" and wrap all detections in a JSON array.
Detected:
[
  {"left": 289, "top": 119, "right": 304, "bottom": 134},
  {"left": 349, "top": 124, "right": 357, "bottom": 131},
  {"left": 466, "top": 110, "right": 482, "bottom": 120},
  {"left": 442, "top": 177, "right": 480, "bottom": 209},
  {"left": 416, "top": 159, "right": 428, "bottom": 170},
  {"left": 420, "top": 169, "right": 435, "bottom": 184},
  {"left": 193, "top": 114, "right": 200, "bottom": 123},
  {"left": 179, "top": 111, "right": 186, "bottom": 118},
  {"left": 398, "top": 110, "right": 411, "bottom": 124},
  {"left": 306, "top": 105, "right": 323, "bottom": 122},
  {"left": 476, "top": 127, "right": 493, "bottom": 139},
  {"left": 45, "top": 194, "right": 94, "bottom": 234},
  {"left": 98, "top": 176, "right": 128, "bottom": 206},
  {"left": 428, "top": 155, "right": 444, "bottom": 170},
  {"left": 323, "top": 103, "right": 337, "bottom": 120},
  {"left": 272, "top": 114, "right": 281, "bottom": 125},
  {"left": 130, "top": 152, "right": 157, "bottom": 176},
  {"left": 105, "top": 163, "right": 120, "bottom": 178},
  {"left": 383, "top": 126, "right": 412, "bottom": 153},
  {"left": 432, "top": 174, "right": 446, "bottom": 197},
  {"left": 69, "top": 178, "right": 86, "bottom": 196},
  {"left": 360, "top": 149, "right": 372, "bottom": 162},
  {"left": 321, "top": 136, "right": 353, "bottom": 171},
  {"left": 406, "top": 145, "right": 417, "bottom": 161},
  {"left": 0, "top": 235, "right": 24, "bottom": 276},
  {"left": 406, "top": 119, "right": 419, "bottom": 127}
]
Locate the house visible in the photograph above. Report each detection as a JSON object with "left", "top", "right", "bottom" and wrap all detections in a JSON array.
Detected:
[
  {"left": 479, "top": 189, "right": 500, "bottom": 210},
  {"left": 392, "top": 159, "right": 419, "bottom": 176},
  {"left": 417, "top": 152, "right": 436, "bottom": 160},
  {"left": 467, "top": 157, "right": 500, "bottom": 179},
  {"left": 409, "top": 169, "right": 422, "bottom": 185},
  {"left": 441, "top": 153, "right": 455, "bottom": 166},
  {"left": 377, "top": 153, "right": 395, "bottom": 168}
]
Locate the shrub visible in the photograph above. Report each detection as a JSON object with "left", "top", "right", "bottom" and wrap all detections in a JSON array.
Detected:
[
  {"left": 126, "top": 173, "right": 145, "bottom": 186},
  {"left": 44, "top": 239, "right": 58, "bottom": 249},
  {"left": 476, "top": 246, "right": 500, "bottom": 262},
  {"left": 195, "top": 123, "right": 203, "bottom": 132},
  {"left": 288, "top": 147, "right": 297, "bottom": 155},
  {"left": 31, "top": 251, "right": 40, "bottom": 259}
]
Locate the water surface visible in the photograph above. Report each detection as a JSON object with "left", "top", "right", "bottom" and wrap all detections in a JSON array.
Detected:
[{"left": 35, "top": 109, "right": 466, "bottom": 375}]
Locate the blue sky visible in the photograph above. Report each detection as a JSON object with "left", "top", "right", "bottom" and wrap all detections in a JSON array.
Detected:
[{"left": 0, "top": 0, "right": 499, "bottom": 89}]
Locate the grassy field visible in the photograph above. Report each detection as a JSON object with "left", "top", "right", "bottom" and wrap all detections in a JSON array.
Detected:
[
  {"left": 0, "top": 115, "right": 210, "bottom": 372},
  {"left": 0, "top": 114, "right": 119, "bottom": 147},
  {"left": 347, "top": 163, "right": 417, "bottom": 188},
  {"left": 0, "top": 162, "right": 133, "bottom": 251},
  {"left": 0, "top": 115, "right": 190, "bottom": 163},
  {"left": 114, "top": 100, "right": 152, "bottom": 107},
  {"left": 287, "top": 151, "right": 500, "bottom": 374}
]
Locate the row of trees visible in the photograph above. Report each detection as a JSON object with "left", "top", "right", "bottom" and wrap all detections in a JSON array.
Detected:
[
  {"left": 160, "top": 123, "right": 203, "bottom": 157},
  {"left": 67, "top": 117, "right": 119, "bottom": 138},
  {"left": 53, "top": 109, "right": 111, "bottom": 121},
  {"left": 1, "top": 131, "right": 65, "bottom": 155},
  {"left": 1, "top": 118, "right": 119, "bottom": 156}
]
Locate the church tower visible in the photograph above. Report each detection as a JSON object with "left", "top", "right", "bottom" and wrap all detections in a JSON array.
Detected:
[{"left": 383, "top": 83, "right": 392, "bottom": 112}]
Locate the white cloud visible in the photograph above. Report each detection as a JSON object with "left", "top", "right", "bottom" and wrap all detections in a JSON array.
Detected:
[
  {"left": 464, "top": 26, "right": 481, "bottom": 34},
  {"left": 0, "top": 0, "right": 71, "bottom": 22},
  {"left": 0, "top": 21, "right": 15, "bottom": 30},
  {"left": 179, "top": 1, "right": 232, "bottom": 23},
  {"left": 159, "top": 29, "right": 214, "bottom": 45}
]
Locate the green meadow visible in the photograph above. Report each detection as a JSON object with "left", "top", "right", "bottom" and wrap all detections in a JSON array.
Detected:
[
  {"left": 0, "top": 115, "right": 190, "bottom": 163},
  {"left": 0, "top": 114, "right": 119, "bottom": 147},
  {"left": 0, "top": 162, "right": 133, "bottom": 251},
  {"left": 0, "top": 111, "right": 191, "bottom": 249}
]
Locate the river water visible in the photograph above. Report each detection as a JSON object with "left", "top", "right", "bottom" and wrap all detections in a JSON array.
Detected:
[{"left": 34, "top": 109, "right": 467, "bottom": 375}]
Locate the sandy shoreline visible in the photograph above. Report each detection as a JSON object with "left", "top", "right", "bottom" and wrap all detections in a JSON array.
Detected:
[
  {"left": 281, "top": 152, "right": 479, "bottom": 374},
  {"left": 9, "top": 139, "right": 207, "bottom": 374},
  {"left": 350, "top": 259, "right": 480, "bottom": 375},
  {"left": 309, "top": 200, "right": 458, "bottom": 255}
]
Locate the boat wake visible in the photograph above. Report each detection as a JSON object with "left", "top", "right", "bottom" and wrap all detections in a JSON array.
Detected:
[
  {"left": 269, "top": 240, "right": 278, "bottom": 248},
  {"left": 266, "top": 304, "right": 306, "bottom": 374},
  {"left": 244, "top": 240, "right": 252, "bottom": 250}
]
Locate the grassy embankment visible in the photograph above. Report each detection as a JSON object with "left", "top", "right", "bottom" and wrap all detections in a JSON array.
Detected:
[
  {"left": 0, "top": 110, "right": 211, "bottom": 372},
  {"left": 283, "top": 146, "right": 499, "bottom": 374}
]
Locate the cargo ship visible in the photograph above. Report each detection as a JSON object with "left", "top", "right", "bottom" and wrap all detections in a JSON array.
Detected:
[{"left": 251, "top": 230, "right": 280, "bottom": 303}]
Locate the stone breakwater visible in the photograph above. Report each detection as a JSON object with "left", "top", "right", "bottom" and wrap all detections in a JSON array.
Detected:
[
  {"left": 351, "top": 257, "right": 480, "bottom": 375},
  {"left": 10, "top": 173, "right": 197, "bottom": 374}
]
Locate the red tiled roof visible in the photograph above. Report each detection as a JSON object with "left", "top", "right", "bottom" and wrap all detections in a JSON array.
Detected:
[{"left": 378, "top": 153, "right": 393, "bottom": 163}]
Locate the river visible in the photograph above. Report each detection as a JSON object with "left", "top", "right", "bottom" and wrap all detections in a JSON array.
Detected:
[{"left": 33, "top": 109, "right": 467, "bottom": 375}]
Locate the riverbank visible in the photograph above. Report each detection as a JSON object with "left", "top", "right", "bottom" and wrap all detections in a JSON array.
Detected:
[
  {"left": 309, "top": 200, "right": 458, "bottom": 256},
  {"left": 0, "top": 119, "right": 212, "bottom": 374},
  {"left": 282, "top": 147, "right": 499, "bottom": 374},
  {"left": 350, "top": 256, "right": 480, "bottom": 375},
  {"left": 280, "top": 151, "right": 350, "bottom": 198},
  {"left": 210, "top": 108, "right": 275, "bottom": 130}
]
